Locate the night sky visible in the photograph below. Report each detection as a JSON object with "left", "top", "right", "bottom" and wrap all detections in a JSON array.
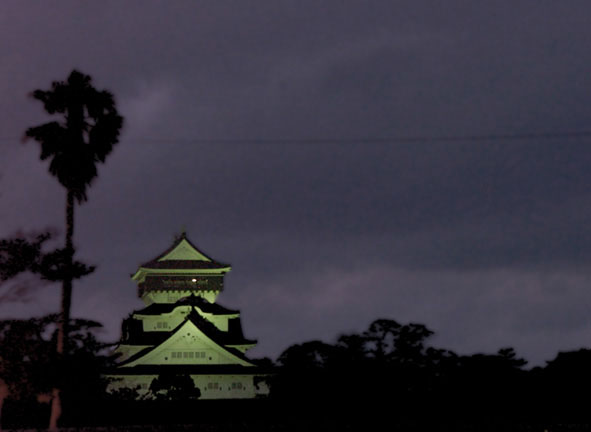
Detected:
[{"left": 2, "top": 1, "right": 591, "bottom": 366}]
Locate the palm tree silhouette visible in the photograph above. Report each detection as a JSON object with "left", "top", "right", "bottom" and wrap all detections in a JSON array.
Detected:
[{"left": 25, "top": 70, "right": 123, "bottom": 429}]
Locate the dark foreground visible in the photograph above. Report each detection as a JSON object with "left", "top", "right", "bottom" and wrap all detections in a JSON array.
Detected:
[
  {"left": 4, "top": 424, "right": 591, "bottom": 432},
  {"left": 3, "top": 399, "right": 591, "bottom": 432}
]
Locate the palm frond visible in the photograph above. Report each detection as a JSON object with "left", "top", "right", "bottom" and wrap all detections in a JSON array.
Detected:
[{"left": 27, "top": 70, "right": 123, "bottom": 203}]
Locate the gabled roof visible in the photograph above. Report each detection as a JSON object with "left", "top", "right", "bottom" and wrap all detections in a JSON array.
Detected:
[
  {"left": 132, "top": 233, "right": 231, "bottom": 281},
  {"left": 121, "top": 310, "right": 255, "bottom": 347},
  {"left": 142, "top": 232, "right": 230, "bottom": 268},
  {"left": 118, "top": 309, "right": 256, "bottom": 368}
]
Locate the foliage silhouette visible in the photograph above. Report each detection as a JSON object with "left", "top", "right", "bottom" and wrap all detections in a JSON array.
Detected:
[
  {"left": 0, "top": 232, "right": 93, "bottom": 285},
  {"left": 0, "top": 315, "right": 114, "bottom": 429},
  {"left": 271, "top": 318, "right": 540, "bottom": 428},
  {"left": 535, "top": 349, "right": 591, "bottom": 422},
  {"left": 1, "top": 312, "right": 591, "bottom": 428},
  {"left": 105, "top": 384, "right": 142, "bottom": 401},
  {"left": 25, "top": 69, "right": 123, "bottom": 429},
  {"left": 148, "top": 373, "right": 201, "bottom": 401},
  {"left": 0, "top": 233, "right": 50, "bottom": 281}
]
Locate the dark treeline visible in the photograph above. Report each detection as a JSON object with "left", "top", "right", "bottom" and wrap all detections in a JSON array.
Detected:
[
  {"left": 269, "top": 319, "right": 591, "bottom": 429},
  {"left": 0, "top": 316, "right": 591, "bottom": 430}
]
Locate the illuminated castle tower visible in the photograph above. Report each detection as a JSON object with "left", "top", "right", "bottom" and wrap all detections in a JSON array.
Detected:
[{"left": 106, "top": 233, "right": 269, "bottom": 399}]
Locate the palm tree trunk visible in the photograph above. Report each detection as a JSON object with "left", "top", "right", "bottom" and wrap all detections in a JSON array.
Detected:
[
  {"left": 49, "top": 190, "right": 74, "bottom": 430},
  {"left": 48, "top": 388, "right": 61, "bottom": 431}
]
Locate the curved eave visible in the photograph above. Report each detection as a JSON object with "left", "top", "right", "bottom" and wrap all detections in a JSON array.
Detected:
[
  {"left": 132, "top": 266, "right": 231, "bottom": 283},
  {"left": 227, "top": 343, "right": 257, "bottom": 350},
  {"left": 134, "top": 312, "right": 240, "bottom": 319},
  {"left": 131, "top": 296, "right": 241, "bottom": 316},
  {"left": 106, "top": 364, "right": 272, "bottom": 375}
]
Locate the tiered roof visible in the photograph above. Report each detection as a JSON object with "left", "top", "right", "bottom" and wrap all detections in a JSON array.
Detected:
[
  {"left": 114, "top": 233, "right": 263, "bottom": 380},
  {"left": 132, "top": 233, "right": 231, "bottom": 282},
  {"left": 122, "top": 300, "right": 254, "bottom": 347},
  {"left": 118, "top": 307, "right": 257, "bottom": 367}
]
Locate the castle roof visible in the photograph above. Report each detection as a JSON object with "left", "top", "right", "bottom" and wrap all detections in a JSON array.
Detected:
[
  {"left": 121, "top": 305, "right": 256, "bottom": 348},
  {"left": 132, "top": 233, "right": 231, "bottom": 281},
  {"left": 118, "top": 308, "right": 257, "bottom": 368},
  {"left": 134, "top": 295, "right": 239, "bottom": 317},
  {"left": 107, "top": 364, "right": 271, "bottom": 375}
]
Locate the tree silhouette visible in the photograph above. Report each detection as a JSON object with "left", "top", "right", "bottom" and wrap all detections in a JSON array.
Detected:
[
  {"left": 0, "top": 232, "right": 94, "bottom": 309},
  {"left": 148, "top": 373, "right": 201, "bottom": 401},
  {"left": 273, "top": 340, "right": 334, "bottom": 408},
  {"left": 0, "top": 317, "right": 53, "bottom": 429},
  {"left": 0, "top": 315, "right": 114, "bottom": 429},
  {"left": 25, "top": 70, "right": 123, "bottom": 429},
  {"left": 0, "top": 233, "right": 50, "bottom": 281}
]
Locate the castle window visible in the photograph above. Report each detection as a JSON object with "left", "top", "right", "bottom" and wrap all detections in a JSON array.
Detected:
[{"left": 156, "top": 322, "right": 168, "bottom": 329}]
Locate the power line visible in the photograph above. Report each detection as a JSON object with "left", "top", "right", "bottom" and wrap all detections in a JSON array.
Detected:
[
  {"left": 2, "top": 130, "right": 591, "bottom": 145},
  {"left": 139, "top": 131, "right": 591, "bottom": 145}
]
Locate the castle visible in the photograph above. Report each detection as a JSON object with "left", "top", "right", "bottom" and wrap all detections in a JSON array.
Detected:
[{"left": 105, "top": 233, "right": 269, "bottom": 399}]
